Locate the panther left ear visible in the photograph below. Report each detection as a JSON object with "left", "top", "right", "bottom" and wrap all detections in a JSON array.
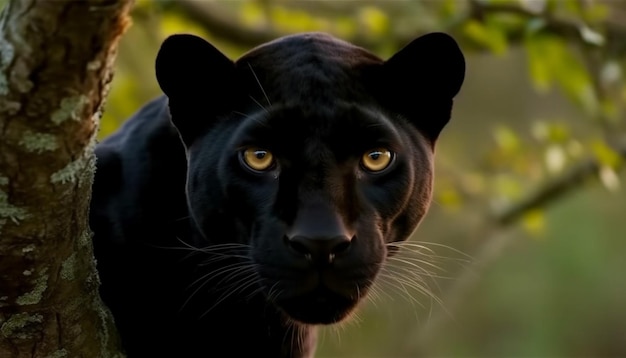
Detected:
[
  {"left": 155, "top": 34, "right": 236, "bottom": 145},
  {"left": 382, "top": 32, "right": 465, "bottom": 141}
]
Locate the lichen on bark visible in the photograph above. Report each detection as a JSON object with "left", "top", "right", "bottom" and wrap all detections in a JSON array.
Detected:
[
  {"left": 0, "top": 312, "right": 44, "bottom": 339},
  {"left": 15, "top": 268, "right": 48, "bottom": 306},
  {"left": 51, "top": 95, "right": 89, "bottom": 125},
  {"left": 0, "top": 0, "right": 134, "bottom": 356},
  {"left": 19, "top": 130, "right": 59, "bottom": 153}
]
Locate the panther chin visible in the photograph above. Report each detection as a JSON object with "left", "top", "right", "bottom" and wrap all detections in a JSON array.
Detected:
[
  {"left": 258, "top": 266, "right": 375, "bottom": 325},
  {"left": 274, "top": 286, "right": 359, "bottom": 324}
]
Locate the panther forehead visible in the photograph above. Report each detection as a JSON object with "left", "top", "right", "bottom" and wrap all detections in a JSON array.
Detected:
[
  {"left": 239, "top": 32, "right": 382, "bottom": 67},
  {"left": 234, "top": 32, "right": 383, "bottom": 106}
]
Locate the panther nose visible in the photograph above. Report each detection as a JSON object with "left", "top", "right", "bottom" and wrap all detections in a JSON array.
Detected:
[{"left": 285, "top": 235, "right": 352, "bottom": 264}]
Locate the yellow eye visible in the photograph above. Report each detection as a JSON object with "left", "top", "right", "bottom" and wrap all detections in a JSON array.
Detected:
[
  {"left": 361, "top": 148, "right": 393, "bottom": 172},
  {"left": 242, "top": 147, "right": 275, "bottom": 171}
]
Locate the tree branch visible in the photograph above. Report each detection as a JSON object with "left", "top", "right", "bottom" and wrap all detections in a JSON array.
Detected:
[
  {"left": 172, "top": 0, "right": 626, "bottom": 56},
  {"left": 494, "top": 139, "right": 626, "bottom": 225},
  {"left": 411, "top": 138, "right": 626, "bottom": 350},
  {"left": 171, "top": 0, "right": 281, "bottom": 48},
  {"left": 467, "top": 0, "right": 626, "bottom": 56},
  {"left": 171, "top": 0, "right": 409, "bottom": 51}
]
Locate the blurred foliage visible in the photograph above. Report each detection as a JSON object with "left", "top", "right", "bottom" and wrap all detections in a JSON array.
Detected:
[{"left": 100, "top": 0, "right": 626, "bottom": 357}]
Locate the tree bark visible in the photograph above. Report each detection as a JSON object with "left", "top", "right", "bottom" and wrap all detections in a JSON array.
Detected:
[{"left": 0, "top": 0, "right": 132, "bottom": 357}]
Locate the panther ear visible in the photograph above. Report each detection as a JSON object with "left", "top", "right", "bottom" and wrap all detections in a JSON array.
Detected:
[
  {"left": 382, "top": 32, "right": 465, "bottom": 142},
  {"left": 155, "top": 34, "right": 235, "bottom": 145}
]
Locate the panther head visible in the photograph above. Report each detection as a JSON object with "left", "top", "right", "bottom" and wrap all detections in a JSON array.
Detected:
[{"left": 155, "top": 32, "right": 464, "bottom": 324}]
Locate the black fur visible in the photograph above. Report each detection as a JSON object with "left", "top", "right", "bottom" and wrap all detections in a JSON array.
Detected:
[{"left": 90, "top": 32, "right": 465, "bottom": 357}]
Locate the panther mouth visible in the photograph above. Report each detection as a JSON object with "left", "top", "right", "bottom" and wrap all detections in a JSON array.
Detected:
[{"left": 275, "top": 285, "right": 359, "bottom": 324}]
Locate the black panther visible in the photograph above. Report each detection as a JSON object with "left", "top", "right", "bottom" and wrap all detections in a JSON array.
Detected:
[{"left": 89, "top": 32, "right": 465, "bottom": 357}]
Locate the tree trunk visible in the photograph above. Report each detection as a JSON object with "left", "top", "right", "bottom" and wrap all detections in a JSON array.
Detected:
[{"left": 0, "top": 0, "right": 133, "bottom": 357}]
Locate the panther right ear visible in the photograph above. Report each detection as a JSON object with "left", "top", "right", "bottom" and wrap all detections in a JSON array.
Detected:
[
  {"left": 381, "top": 32, "right": 465, "bottom": 142},
  {"left": 155, "top": 34, "right": 235, "bottom": 145}
]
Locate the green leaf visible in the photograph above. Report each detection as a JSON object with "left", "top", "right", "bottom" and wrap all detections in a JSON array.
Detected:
[
  {"left": 566, "top": 140, "right": 584, "bottom": 159},
  {"left": 463, "top": 19, "right": 508, "bottom": 55},
  {"left": 239, "top": 2, "right": 266, "bottom": 28},
  {"left": 544, "top": 144, "right": 567, "bottom": 173},
  {"left": 440, "top": 0, "right": 460, "bottom": 18},
  {"left": 161, "top": 12, "right": 210, "bottom": 40},
  {"left": 494, "top": 174, "right": 523, "bottom": 200},
  {"left": 272, "top": 7, "right": 320, "bottom": 33},
  {"left": 522, "top": 209, "right": 546, "bottom": 237},
  {"left": 525, "top": 36, "right": 553, "bottom": 92},
  {"left": 524, "top": 34, "right": 597, "bottom": 114},
  {"left": 493, "top": 126, "right": 521, "bottom": 153},
  {"left": 579, "top": 25, "right": 605, "bottom": 46},
  {"left": 598, "top": 166, "right": 621, "bottom": 192},
  {"left": 591, "top": 140, "right": 623, "bottom": 169},
  {"left": 462, "top": 172, "right": 486, "bottom": 195},
  {"left": 525, "top": 18, "right": 548, "bottom": 34},
  {"left": 531, "top": 121, "right": 570, "bottom": 143},
  {"left": 583, "top": 3, "right": 610, "bottom": 23},
  {"left": 357, "top": 6, "right": 389, "bottom": 36},
  {"left": 333, "top": 18, "right": 357, "bottom": 39},
  {"left": 437, "top": 188, "right": 463, "bottom": 211},
  {"left": 518, "top": 0, "right": 547, "bottom": 14}
]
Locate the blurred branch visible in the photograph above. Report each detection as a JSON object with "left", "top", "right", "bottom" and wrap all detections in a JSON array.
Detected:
[
  {"left": 414, "top": 0, "right": 626, "bottom": 346},
  {"left": 494, "top": 138, "right": 626, "bottom": 225},
  {"left": 412, "top": 138, "right": 626, "bottom": 351},
  {"left": 417, "top": 134, "right": 626, "bottom": 343},
  {"left": 171, "top": 0, "right": 408, "bottom": 51},
  {"left": 468, "top": 0, "right": 581, "bottom": 41},
  {"left": 467, "top": 0, "right": 626, "bottom": 56},
  {"left": 171, "top": 0, "right": 281, "bottom": 48},
  {"left": 171, "top": 0, "right": 626, "bottom": 57}
]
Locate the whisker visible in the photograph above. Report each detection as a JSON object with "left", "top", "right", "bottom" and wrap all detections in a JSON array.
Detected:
[
  {"left": 385, "top": 257, "right": 449, "bottom": 280},
  {"left": 375, "top": 272, "right": 427, "bottom": 309},
  {"left": 233, "top": 111, "right": 251, "bottom": 119},
  {"left": 384, "top": 263, "right": 444, "bottom": 299},
  {"left": 378, "top": 272, "right": 424, "bottom": 302},
  {"left": 282, "top": 318, "right": 298, "bottom": 354},
  {"left": 248, "top": 62, "right": 272, "bottom": 107},
  {"left": 245, "top": 283, "right": 266, "bottom": 301},
  {"left": 378, "top": 270, "right": 424, "bottom": 322},
  {"left": 381, "top": 242, "right": 459, "bottom": 305},
  {"left": 385, "top": 272, "right": 442, "bottom": 307},
  {"left": 384, "top": 252, "right": 447, "bottom": 297},
  {"left": 217, "top": 270, "right": 262, "bottom": 300},
  {"left": 197, "top": 253, "right": 251, "bottom": 265},
  {"left": 365, "top": 283, "right": 382, "bottom": 309},
  {"left": 389, "top": 241, "right": 474, "bottom": 261},
  {"left": 212, "top": 264, "right": 258, "bottom": 289},
  {"left": 181, "top": 262, "right": 256, "bottom": 311},
  {"left": 194, "top": 243, "right": 252, "bottom": 252},
  {"left": 199, "top": 268, "right": 261, "bottom": 318},
  {"left": 177, "top": 242, "right": 254, "bottom": 312},
  {"left": 249, "top": 95, "right": 269, "bottom": 113},
  {"left": 382, "top": 264, "right": 432, "bottom": 287},
  {"left": 387, "top": 254, "right": 448, "bottom": 274},
  {"left": 265, "top": 281, "right": 282, "bottom": 303},
  {"left": 368, "top": 278, "right": 394, "bottom": 302},
  {"left": 154, "top": 240, "right": 250, "bottom": 255}
]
